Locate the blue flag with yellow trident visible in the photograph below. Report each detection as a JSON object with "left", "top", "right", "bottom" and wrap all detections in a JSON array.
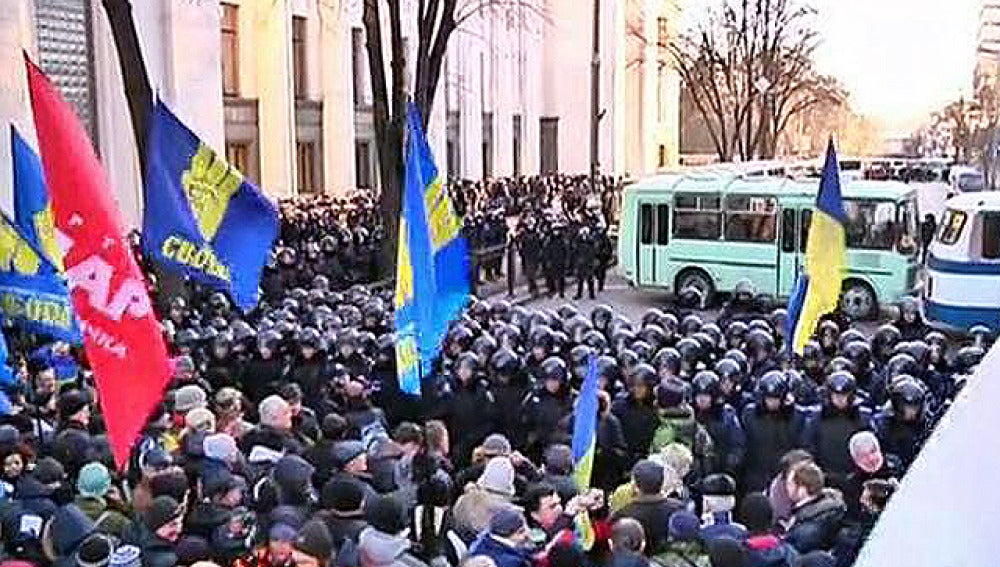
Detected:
[
  {"left": 0, "top": 207, "right": 79, "bottom": 343},
  {"left": 394, "top": 103, "right": 471, "bottom": 395},
  {"left": 144, "top": 101, "right": 279, "bottom": 311},
  {"left": 12, "top": 127, "right": 63, "bottom": 271}
]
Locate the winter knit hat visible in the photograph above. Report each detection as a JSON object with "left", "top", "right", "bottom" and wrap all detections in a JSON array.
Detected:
[
  {"left": 175, "top": 535, "right": 213, "bottom": 565},
  {"left": 477, "top": 456, "right": 516, "bottom": 497},
  {"left": 331, "top": 440, "right": 367, "bottom": 469},
  {"left": 489, "top": 506, "right": 526, "bottom": 537},
  {"left": 74, "top": 533, "right": 113, "bottom": 567},
  {"left": 77, "top": 462, "right": 112, "bottom": 499},
  {"left": 631, "top": 459, "right": 664, "bottom": 495},
  {"left": 202, "top": 433, "right": 239, "bottom": 462},
  {"left": 144, "top": 496, "right": 182, "bottom": 531},
  {"left": 739, "top": 493, "right": 775, "bottom": 534},
  {"left": 108, "top": 545, "right": 141, "bottom": 567},
  {"left": 269, "top": 523, "right": 297, "bottom": 542},
  {"left": 185, "top": 408, "right": 216, "bottom": 432},
  {"left": 34, "top": 457, "right": 66, "bottom": 485},
  {"left": 668, "top": 510, "right": 701, "bottom": 542},
  {"left": 174, "top": 385, "right": 208, "bottom": 413},
  {"left": 707, "top": 537, "right": 746, "bottom": 567},
  {"left": 321, "top": 478, "right": 366, "bottom": 515},
  {"left": 293, "top": 519, "right": 333, "bottom": 562},
  {"left": 57, "top": 390, "right": 89, "bottom": 422},
  {"left": 273, "top": 455, "right": 315, "bottom": 493},
  {"left": 365, "top": 493, "right": 408, "bottom": 536},
  {"left": 480, "top": 434, "right": 512, "bottom": 457}
]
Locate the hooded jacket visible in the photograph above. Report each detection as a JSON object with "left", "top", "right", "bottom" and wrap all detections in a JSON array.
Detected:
[
  {"left": 785, "top": 489, "right": 847, "bottom": 554},
  {"left": 45, "top": 504, "right": 95, "bottom": 567},
  {"left": 356, "top": 527, "right": 429, "bottom": 567},
  {"left": 469, "top": 533, "right": 532, "bottom": 567}
]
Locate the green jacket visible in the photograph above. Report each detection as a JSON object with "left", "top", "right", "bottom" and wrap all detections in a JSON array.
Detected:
[{"left": 74, "top": 496, "right": 131, "bottom": 539}]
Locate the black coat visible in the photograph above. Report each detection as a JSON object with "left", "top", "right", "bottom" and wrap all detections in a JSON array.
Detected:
[
  {"left": 612, "top": 495, "right": 686, "bottom": 555},
  {"left": 784, "top": 489, "right": 847, "bottom": 554},
  {"left": 741, "top": 404, "right": 805, "bottom": 492},
  {"left": 803, "top": 404, "right": 871, "bottom": 484},
  {"left": 611, "top": 396, "right": 660, "bottom": 466}
]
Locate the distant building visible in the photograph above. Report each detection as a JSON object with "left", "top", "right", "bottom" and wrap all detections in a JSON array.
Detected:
[{"left": 0, "top": 0, "right": 681, "bottom": 226}]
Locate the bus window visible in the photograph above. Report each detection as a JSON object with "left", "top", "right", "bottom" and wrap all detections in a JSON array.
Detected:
[
  {"left": 657, "top": 204, "right": 670, "bottom": 245},
  {"left": 936, "top": 209, "right": 967, "bottom": 245},
  {"left": 640, "top": 204, "right": 654, "bottom": 244},
  {"left": 982, "top": 212, "right": 1000, "bottom": 260},
  {"left": 781, "top": 209, "right": 796, "bottom": 253},
  {"left": 800, "top": 209, "right": 811, "bottom": 252},
  {"left": 959, "top": 173, "right": 985, "bottom": 192},
  {"left": 896, "top": 199, "right": 918, "bottom": 256},
  {"left": 724, "top": 195, "right": 777, "bottom": 243},
  {"left": 843, "top": 200, "right": 896, "bottom": 250},
  {"left": 673, "top": 193, "right": 722, "bottom": 239}
]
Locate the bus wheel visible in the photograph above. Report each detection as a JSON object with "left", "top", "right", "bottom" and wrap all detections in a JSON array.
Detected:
[
  {"left": 676, "top": 269, "right": 714, "bottom": 310},
  {"left": 841, "top": 280, "right": 878, "bottom": 321}
]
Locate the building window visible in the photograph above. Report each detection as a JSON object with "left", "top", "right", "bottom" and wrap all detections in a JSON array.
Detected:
[
  {"left": 352, "top": 28, "right": 365, "bottom": 106},
  {"left": 540, "top": 117, "right": 559, "bottom": 174},
  {"left": 226, "top": 142, "right": 250, "bottom": 177},
  {"left": 292, "top": 16, "right": 307, "bottom": 99},
  {"left": 297, "top": 142, "right": 317, "bottom": 194},
  {"left": 657, "top": 17, "right": 669, "bottom": 48},
  {"left": 482, "top": 112, "right": 493, "bottom": 179},
  {"left": 658, "top": 144, "right": 667, "bottom": 168},
  {"left": 221, "top": 3, "right": 239, "bottom": 96},
  {"left": 356, "top": 140, "right": 373, "bottom": 189},
  {"left": 447, "top": 111, "right": 461, "bottom": 179},
  {"left": 512, "top": 114, "right": 523, "bottom": 176},
  {"left": 35, "top": 0, "right": 98, "bottom": 141}
]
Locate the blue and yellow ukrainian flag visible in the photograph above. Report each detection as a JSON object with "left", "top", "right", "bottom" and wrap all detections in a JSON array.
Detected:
[
  {"left": 789, "top": 138, "right": 847, "bottom": 354},
  {"left": 394, "top": 102, "right": 471, "bottom": 396},
  {"left": 0, "top": 208, "right": 78, "bottom": 342},
  {"left": 143, "top": 101, "right": 279, "bottom": 311},
  {"left": 570, "top": 355, "right": 600, "bottom": 550},
  {"left": 11, "top": 127, "right": 62, "bottom": 271}
]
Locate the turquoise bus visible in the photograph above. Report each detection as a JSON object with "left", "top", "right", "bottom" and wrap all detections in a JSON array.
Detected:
[{"left": 617, "top": 171, "right": 921, "bottom": 319}]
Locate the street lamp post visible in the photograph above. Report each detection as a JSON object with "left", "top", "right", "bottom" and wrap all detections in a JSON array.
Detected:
[{"left": 590, "top": 0, "right": 601, "bottom": 193}]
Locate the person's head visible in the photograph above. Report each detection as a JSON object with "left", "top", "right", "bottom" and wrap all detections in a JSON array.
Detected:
[
  {"left": 849, "top": 431, "right": 884, "bottom": 474},
  {"left": 477, "top": 457, "right": 516, "bottom": 498},
  {"left": 525, "top": 483, "right": 562, "bottom": 530},
  {"left": 489, "top": 506, "right": 530, "bottom": 545},
  {"left": 700, "top": 473, "right": 737, "bottom": 514},
  {"left": 291, "top": 519, "right": 333, "bottom": 567},
  {"left": 2, "top": 446, "right": 32, "bottom": 480},
  {"left": 77, "top": 461, "right": 112, "bottom": 499},
  {"left": 278, "top": 383, "right": 304, "bottom": 416},
  {"left": 185, "top": 408, "right": 216, "bottom": 434},
  {"left": 631, "top": 459, "right": 664, "bottom": 496},
  {"left": 778, "top": 449, "right": 814, "bottom": 484},
  {"left": 332, "top": 441, "right": 368, "bottom": 474},
  {"left": 365, "top": 493, "right": 409, "bottom": 536},
  {"left": 860, "top": 478, "right": 897, "bottom": 515},
  {"left": 786, "top": 462, "right": 825, "bottom": 505},
  {"left": 738, "top": 493, "right": 775, "bottom": 535},
  {"left": 36, "top": 368, "right": 57, "bottom": 394},
  {"left": 392, "top": 422, "right": 424, "bottom": 455},
  {"left": 58, "top": 390, "right": 90, "bottom": 426},
  {"left": 267, "top": 524, "right": 297, "bottom": 565},
  {"left": 145, "top": 496, "right": 184, "bottom": 542},
  {"left": 424, "top": 420, "right": 449, "bottom": 456},
  {"left": 214, "top": 387, "right": 243, "bottom": 420},
  {"left": 610, "top": 518, "right": 645, "bottom": 555},
  {"left": 543, "top": 444, "right": 573, "bottom": 476},
  {"left": 259, "top": 395, "right": 292, "bottom": 431},
  {"left": 460, "top": 557, "right": 498, "bottom": 567},
  {"left": 707, "top": 537, "right": 746, "bottom": 567}
]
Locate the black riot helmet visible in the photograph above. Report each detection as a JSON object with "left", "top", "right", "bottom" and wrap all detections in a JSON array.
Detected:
[
  {"left": 890, "top": 376, "right": 927, "bottom": 415},
  {"left": 817, "top": 320, "right": 839, "bottom": 350},
  {"left": 714, "top": 358, "right": 743, "bottom": 388},
  {"left": 885, "top": 353, "right": 920, "bottom": 381},
  {"left": 591, "top": 305, "right": 615, "bottom": 333},
  {"left": 969, "top": 324, "right": 993, "bottom": 349},
  {"left": 638, "top": 325, "right": 668, "bottom": 350},
  {"left": 872, "top": 324, "right": 902, "bottom": 363},
  {"left": 680, "top": 314, "right": 703, "bottom": 337},
  {"left": 596, "top": 355, "right": 623, "bottom": 388},
  {"left": 490, "top": 347, "right": 523, "bottom": 379},
  {"left": 745, "top": 329, "right": 775, "bottom": 362},
  {"left": 631, "top": 341, "right": 655, "bottom": 363},
  {"left": 675, "top": 338, "right": 702, "bottom": 375},
  {"left": 583, "top": 329, "right": 608, "bottom": 353},
  {"left": 630, "top": 363, "right": 659, "bottom": 390},
  {"left": 722, "top": 349, "right": 749, "bottom": 375},
  {"left": 541, "top": 356, "right": 568, "bottom": 384},
  {"left": 652, "top": 347, "right": 682, "bottom": 378},
  {"left": 691, "top": 370, "right": 721, "bottom": 400},
  {"left": 955, "top": 345, "right": 985, "bottom": 373},
  {"left": 801, "top": 340, "right": 823, "bottom": 371},
  {"left": 724, "top": 321, "right": 749, "bottom": 350},
  {"left": 641, "top": 308, "right": 667, "bottom": 329},
  {"left": 838, "top": 329, "right": 866, "bottom": 353},
  {"left": 757, "top": 370, "right": 789, "bottom": 402},
  {"left": 827, "top": 370, "right": 857, "bottom": 395}
]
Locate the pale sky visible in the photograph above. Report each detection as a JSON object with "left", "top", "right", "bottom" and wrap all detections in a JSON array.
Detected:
[{"left": 682, "top": 0, "right": 982, "bottom": 136}]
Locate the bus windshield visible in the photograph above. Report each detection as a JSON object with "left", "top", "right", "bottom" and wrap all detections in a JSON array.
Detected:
[
  {"left": 959, "top": 173, "right": 985, "bottom": 192},
  {"left": 843, "top": 199, "right": 917, "bottom": 254}
]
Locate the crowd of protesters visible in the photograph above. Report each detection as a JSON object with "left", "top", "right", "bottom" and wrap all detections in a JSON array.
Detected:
[{"left": 0, "top": 177, "right": 987, "bottom": 567}]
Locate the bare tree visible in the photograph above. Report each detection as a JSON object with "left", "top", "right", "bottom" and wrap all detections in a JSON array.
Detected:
[
  {"left": 669, "top": 0, "right": 838, "bottom": 162},
  {"left": 359, "top": 0, "right": 543, "bottom": 272}
]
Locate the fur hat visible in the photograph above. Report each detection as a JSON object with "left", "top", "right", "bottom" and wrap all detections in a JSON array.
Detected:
[{"left": 293, "top": 520, "right": 333, "bottom": 562}]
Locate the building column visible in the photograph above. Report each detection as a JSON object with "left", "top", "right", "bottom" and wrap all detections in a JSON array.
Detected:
[
  {"left": 321, "top": 3, "right": 355, "bottom": 195},
  {"left": 257, "top": 0, "right": 296, "bottom": 197},
  {"left": 162, "top": 0, "right": 224, "bottom": 149}
]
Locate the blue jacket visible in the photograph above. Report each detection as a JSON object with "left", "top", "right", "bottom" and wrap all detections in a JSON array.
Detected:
[
  {"left": 469, "top": 534, "right": 532, "bottom": 567},
  {"left": 700, "top": 511, "right": 748, "bottom": 545}
]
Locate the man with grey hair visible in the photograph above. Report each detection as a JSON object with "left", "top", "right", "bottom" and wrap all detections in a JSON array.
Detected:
[
  {"left": 843, "top": 431, "right": 900, "bottom": 522},
  {"left": 239, "top": 395, "right": 302, "bottom": 458}
]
